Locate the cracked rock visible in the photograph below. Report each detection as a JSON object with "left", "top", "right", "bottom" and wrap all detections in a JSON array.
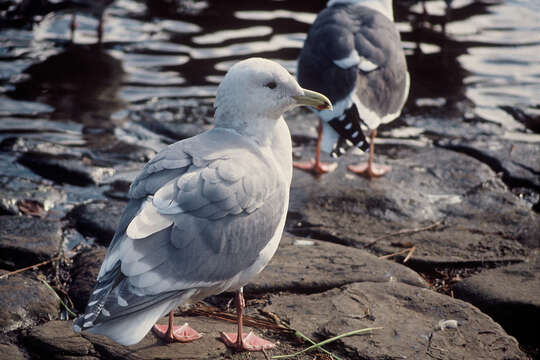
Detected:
[
  {"left": 289, "top": 147, "right": 539, "bottom": 263},
  {"left": 264, "top": 282, "right": 527, "bottom": 360},
  {"left": 453, "top": 254, "right": 540, "bottom": 349},
  {"left": 438, "top": 136, "right": 540, "bottom": 190},
  {"left": 25, "top": 320, "right": 95, "bottom": 358},
  {"left": 248, "top": 233, "right": 427, "bottom": 294}
]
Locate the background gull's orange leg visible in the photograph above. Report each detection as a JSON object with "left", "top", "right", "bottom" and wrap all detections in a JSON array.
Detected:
[
  {"left": 294, "top": 119, "right": 337, "bottom": 175},
  {"left": 348, "top": 130, "right": 392, "bottom": 178}
]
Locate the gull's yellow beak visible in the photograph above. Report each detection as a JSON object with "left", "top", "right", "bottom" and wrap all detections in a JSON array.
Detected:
[{"left": 293, "top": 89, "right": 333, "bottom": 111}]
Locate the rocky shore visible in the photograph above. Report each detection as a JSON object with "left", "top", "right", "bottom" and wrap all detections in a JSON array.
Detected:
[{"left": 0, "top": 103, "right": 539, "bottom": 359}]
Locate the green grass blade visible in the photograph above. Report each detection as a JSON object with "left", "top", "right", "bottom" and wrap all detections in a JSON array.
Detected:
[
  {"left": 294, "top": 329, "right": 344, "bottom": 360},
  {"left": 40, "top": 278, "right": 77, "bottom": 318},
  {"left": 272, "top": 327, "right": 383, "bottom": 359}
]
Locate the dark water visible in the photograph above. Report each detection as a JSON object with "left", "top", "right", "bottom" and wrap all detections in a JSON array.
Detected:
[{"left": 0, "top": 0, "right": 538, "bottom": 179}]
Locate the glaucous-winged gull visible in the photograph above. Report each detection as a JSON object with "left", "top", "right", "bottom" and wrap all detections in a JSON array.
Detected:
[{"left": 73, "top": 57, "right": 332, "bottom": 351}]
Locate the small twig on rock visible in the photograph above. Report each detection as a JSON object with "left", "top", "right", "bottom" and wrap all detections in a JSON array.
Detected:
[
  {"left": 379, "top": 246, "right": 416, "bottom": 263},
  {"left": 259, "top": 309, "right": 285, "bottom": 326},
  {"left": 364, "top": 219, "right": 444, "bottom": 248},
  {"left": 403, "top": 245, "right": 416, "bottom": 263},
  {"left": 182, "top": 303, "right": 292, "bottom": 333},
  {"left": 0, "top": 255, "right": 62, "bottom": 280}
]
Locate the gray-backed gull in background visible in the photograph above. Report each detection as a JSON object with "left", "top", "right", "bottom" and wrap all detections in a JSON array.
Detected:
[
  {"left": 72, "top": 57, "right": 332, "bottom": 352},
  {"left": 295, "top": 0, "right": 410, "bottom": 177}
]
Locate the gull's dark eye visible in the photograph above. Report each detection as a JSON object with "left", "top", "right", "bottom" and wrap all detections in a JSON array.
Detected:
[{"left": 264, "top": 81, "right": 277, "bottom": 89}]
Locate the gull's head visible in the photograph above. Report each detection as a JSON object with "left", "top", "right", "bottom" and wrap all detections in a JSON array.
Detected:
[{"left": 214, "top": 58, "right": 332, "bottom": 140}]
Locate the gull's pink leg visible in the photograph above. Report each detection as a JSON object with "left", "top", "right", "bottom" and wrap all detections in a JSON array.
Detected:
[
  {"left": 348, "top": 129, "right": 391, "bottom": 178},
  {"left": 294, "top": 119, "right": 337, "bottom": 175},
  {"left": 221, "top": 288, "right": 275, "bottom": 351},
  {"left": 153, "top": 310, "right": 202, "bottom": 343}
]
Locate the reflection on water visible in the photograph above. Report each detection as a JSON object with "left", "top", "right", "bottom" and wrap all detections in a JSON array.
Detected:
[
  {"left": 8, "top": 45, "right": 125, "bottom": 126},
  {"left": 0, "top": 0, "right": 538, "bottom": 147},
  {"left": 455, "top": 0, "right": 540, "bottom": 130}
]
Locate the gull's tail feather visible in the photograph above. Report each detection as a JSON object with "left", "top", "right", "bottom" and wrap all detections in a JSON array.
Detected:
[
  {"left": 80, "top": 293, "right": 182, "bottom": 345},
  {"left": 73, "top": 264, "right": 192, "bottom": 345},
  {"left": 73, "top": 261, "right": 122, "bottom": 331}
]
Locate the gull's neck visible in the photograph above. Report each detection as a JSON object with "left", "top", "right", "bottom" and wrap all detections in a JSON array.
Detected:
[
  {"left": 328, "top": 0, "right": 394, "bottom": 21},
  {"left": 214, "top": 109, "right": 280, "bottom": 147}
]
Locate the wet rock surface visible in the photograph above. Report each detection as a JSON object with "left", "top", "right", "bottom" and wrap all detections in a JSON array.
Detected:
[
  {"left": 0, "top": 274, "right": 60, "bottom": 332},
  {"left": 134, "top": 100, "right": 214, "bottom": 141},
  {"left": 0, "top": 175, "right": 65, "bottom": 216},
  {"left": 68, "top": 200, "right": 126, "bottom": 246},
  {"left": 0, "top": 215, "right": 63, "bottom": 269},
  {"left": 17, "top": 152, "right": 115, "bottom": 187}
]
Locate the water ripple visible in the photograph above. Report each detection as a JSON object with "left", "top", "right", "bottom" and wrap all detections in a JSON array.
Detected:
[
  {"left": 1, "top": 0, "right": 539, "bottom": 159},
  {"left": 192, "top": 26, "right": 273, "bottom": 45}
]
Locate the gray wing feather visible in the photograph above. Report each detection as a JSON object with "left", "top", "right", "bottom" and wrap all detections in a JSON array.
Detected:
[
  {"left": 78, "top": 279, "right": 194, "bottom": 345},
  {"left": 129, "top": 142, "right": 191, "bottom": 199},
  {"left": 120, "top": 231, "right": 170, "bottom": 276},
  {"left": 97, "top": 198, "right": 144, "bottom": 278},
  {"left": 122, "top": 192, "right": 286, "bottom": 294},
  {"left": 217, "top": 160, "right": 243, "bottom": 182},
  {"left": 123, "top": 143, "right": 285, "bottom": 291}
]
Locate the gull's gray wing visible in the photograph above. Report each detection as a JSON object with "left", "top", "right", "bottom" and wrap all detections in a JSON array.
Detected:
[
  {"left": 351, "top": 6, "right": 409, "bottom": 125},
  {"left": 297, "top": 4, "right": 409, "bottom": 126},
  {"left": 75, "top": 128, "right": 288, "bottom": 344},
  {"left": 297, "top": 7, "right": 360, "bottom": 106}
]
